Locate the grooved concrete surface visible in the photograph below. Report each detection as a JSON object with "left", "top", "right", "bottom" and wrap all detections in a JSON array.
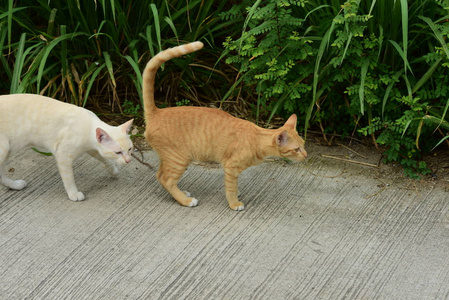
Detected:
[{"left": 1, "top": 147, "right": 449, "bottom": 300}]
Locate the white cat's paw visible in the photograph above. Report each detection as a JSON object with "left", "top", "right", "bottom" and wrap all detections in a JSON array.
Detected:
[
  {"left": 69, "top": 192, "right": 85, "bottom": 201},
  {"left": 189, "top": 198, "right": 198, "bottom": 207},
  {"left": 107, "top": 165, "right": 119, "bottom": 176},
  {"left": 11, "top": 180, "right": 27, "bottom": 190},
  {"left": 183, "top": 190, "right": 191, "bottom": 197}
]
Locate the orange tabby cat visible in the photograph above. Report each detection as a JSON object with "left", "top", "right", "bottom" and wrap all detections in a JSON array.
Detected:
[{"left": 142, "top": 42, "right": 307, "bottom": 210}]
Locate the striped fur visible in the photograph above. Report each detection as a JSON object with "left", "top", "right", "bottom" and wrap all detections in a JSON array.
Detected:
[
  {"left": 0, "top": 94, "right": 134, "bottom": 201},
  {"left": 143, "top": 42, "right": 307, "bottom": 211}
]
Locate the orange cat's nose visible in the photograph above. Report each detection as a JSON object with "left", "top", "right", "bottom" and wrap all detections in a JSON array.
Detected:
[{"left": 302, "top": 149, "right": 308, "bottom": 158}]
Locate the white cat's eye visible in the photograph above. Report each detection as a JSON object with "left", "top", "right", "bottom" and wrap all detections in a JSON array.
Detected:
[{"left": 115, "top": 151, "right": 122, "bottom": 155}]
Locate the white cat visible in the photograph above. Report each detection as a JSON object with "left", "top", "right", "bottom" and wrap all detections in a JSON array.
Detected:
[{"left": 0, "top": 93, "right": 134, "bottom": 201}]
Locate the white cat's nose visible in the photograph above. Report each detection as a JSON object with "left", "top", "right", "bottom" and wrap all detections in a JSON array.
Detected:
[{"left": 124, "top": 155, "right": 131, "bottom": 164}]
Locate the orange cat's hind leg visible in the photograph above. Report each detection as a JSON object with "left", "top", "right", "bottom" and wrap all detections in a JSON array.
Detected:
[{"left": 157, "top": 158, "right": 198, "bottom": 207}]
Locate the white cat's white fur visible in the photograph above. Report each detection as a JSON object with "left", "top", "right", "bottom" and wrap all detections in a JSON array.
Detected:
[{"left": 0, "top": 93, "right": 133, "bottom": 201}]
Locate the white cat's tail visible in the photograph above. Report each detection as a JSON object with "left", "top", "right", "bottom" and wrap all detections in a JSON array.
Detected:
[{"left": 142, "top": 41, "right": 204, "bottom": 115}]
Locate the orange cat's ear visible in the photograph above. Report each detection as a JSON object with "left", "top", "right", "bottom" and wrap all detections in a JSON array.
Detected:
[
  {"left": 284, "top": 114, "right": 297, "bottom": 129},
  {"left": 121, "top": 119, "right": 134, "bottom": 134},
  {"left": 96, "top": 128, "right": 112, "bottom": 144},
  {"left": 276, "top": 130, "right": 289, "bottom": 147}
]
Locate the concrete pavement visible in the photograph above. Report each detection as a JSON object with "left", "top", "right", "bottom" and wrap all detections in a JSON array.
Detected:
[{"left": 1, "top": 145, "right": 448, "bottom": 299}]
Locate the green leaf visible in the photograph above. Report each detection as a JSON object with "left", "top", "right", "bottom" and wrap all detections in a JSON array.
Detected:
[
  {"left": 150, "top": 3, "right": 162, "bottom": 54},
  {"left": 400, "top": 0, "right": 408, "bottom": 73},
  {"left": 389, "top": 40, "right": 413, "bottom": 75},
  {"left": 419, "top": 16, "right": 449, "bottom": 60},
  {"left": 124, "top": 55, "right": 143, "bottom": 105},
  {"left": 412, "top": 58, "right": 442, "bottom": 94},
  {"left": 83, "top": 63, "right": 106, "bottom": 107},
  {"left": 37, "top": 31, "right": 88, "bottom": 92},
  {"left": 10, "top": 33, "right": 27, "bottom": 93},
  {"left": 359, "top": 58, "right": 369, "bottom": 115},
  {"left": 432, "top": 136, "right": 449, "bottom": 151},
  {"left": 32, "top": 148, "right": 53, "bottom": 156},
  {"left": 102, "top": 51, "right": 116, "bottom": 87}
]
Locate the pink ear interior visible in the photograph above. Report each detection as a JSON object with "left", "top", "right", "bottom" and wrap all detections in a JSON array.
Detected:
[
  {"left": 276, "top": 130, "right": 289, "bottom": 147},
  {"left": 96, "top": 128, "right": 111, "bottom": 144}
]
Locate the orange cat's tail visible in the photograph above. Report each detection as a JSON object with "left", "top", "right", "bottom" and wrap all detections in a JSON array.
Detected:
[{"left": 142, "top": 41, "right": 204, "bottom": 114}]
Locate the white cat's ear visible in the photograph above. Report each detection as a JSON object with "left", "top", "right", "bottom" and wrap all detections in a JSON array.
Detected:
[
  {"left": 121, "top": 119, "right": 134, "bottom": 134},
  {"left": 276, "top": 130, "right": 289, "bottom": 147},
  {"left": 96, "top": 128, "right": 111, "bottom": 144},
  {"left": 284, "top": 114, "right": 297, "bottom": 129}
]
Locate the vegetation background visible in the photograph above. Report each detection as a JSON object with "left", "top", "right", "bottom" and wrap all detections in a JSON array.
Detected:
[{"left": 2, "top": 0, "right": 449, "bottom": 178}]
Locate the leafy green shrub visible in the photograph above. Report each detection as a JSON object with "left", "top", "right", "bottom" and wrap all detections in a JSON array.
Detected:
[
  {"left": 221, "top": 0, "right": 314, "bottom": 123},
  {"left": 222, "top": 0, "right": 449, "bottom": 178}
]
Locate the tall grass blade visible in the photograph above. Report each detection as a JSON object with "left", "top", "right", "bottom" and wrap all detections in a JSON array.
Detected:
[
  {"left": 256, "top": 80, "right": 263, "bottom": 125},
  {"left": 7, "top": 0, "right": 13, "bottom": 48},
  {"left": 145, "top": 25, "right": 155, "bottom": 57},
  {"left": 415, "top": 119, "right": 423, "bottom": 149},
  {"left": 429, "top": 99, "right": 449, "bottom": 131},
  {"left": 412, "top": 58, "right": 441, "bottom": 94},
  {"left": 60, "top": 25, "right": 68, "bottom": 86},
  {"left": 102, "top": 51, "right": 116, "bottom": 87},
  {"left": 359, "top": 58, "right": 369, "bottom": 115},
  {"left": 432, "top": 136, "right": 449, "bottom": 151},
  {"left": 402, "top": 74, "right": 412, "bottom": 97},
  {"left": 10, "top": 33, "right": 27, "bottom": 93},
  {"left": 47, "top": 8, "right": 57, "bottom": 36},
  {"left": 0, "top": 23, "right": 12, "bottom": 79},
  {"left": 400, "top": 0, "right": 408, "bottom": 74},
  {"left": 109, "top": 0, "right": 116, "bottom": 21},
  {"left": 389, "top": 40, "right": 413, "bottom": 74},
  {"left": 239, "top": 0, "right": 263, "bottom": 51},
  {"left": 37, "top": 32, "right": 87, "bottom": 92},
  {"left": 340, "top": 32, "right": 353, "bottom": 65},
  {"left": 150, "top": 3, "right": 162, "bottom": 53},
  {"left": 164, "top": 17, "right": 179, "bottom": 43},
  {"left": 419, "top": 16, "right": 449, "bottom": 59},
  {"left": 382, "top": 70, "right": 403, "bottom": 120},
  {"left": 221, "top": 75, "right": 244, "bottom": 104},
  {"left": 306, "top": 21, "right": 335, "bottom": 135},
  {"left": 377, "top": 26, "right": 383, "bottom": 62},
  {"left": 124, "top": 55, "right": 143, "bottom": 105},
  {"left": 82, "top": 64, "right": 106, "bottom": 107}
]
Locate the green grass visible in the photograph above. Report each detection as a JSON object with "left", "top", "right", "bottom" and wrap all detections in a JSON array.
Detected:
[{"left": 0, "top": 0, "right": 234, "bottom": 110}]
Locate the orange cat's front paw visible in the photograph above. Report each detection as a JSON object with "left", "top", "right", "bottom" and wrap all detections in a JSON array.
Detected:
[
  {"left": 188, "top": 198, "right": 198, "bottom": 207},
  {"left": 182, "top": 191, "right": 198, "bottom": 207},
  {"left": 178, "top": 197, "right": 198, "bottom": 207},
  {"left": 229, "top": 202, "right": 244, "bottom": 211}
]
